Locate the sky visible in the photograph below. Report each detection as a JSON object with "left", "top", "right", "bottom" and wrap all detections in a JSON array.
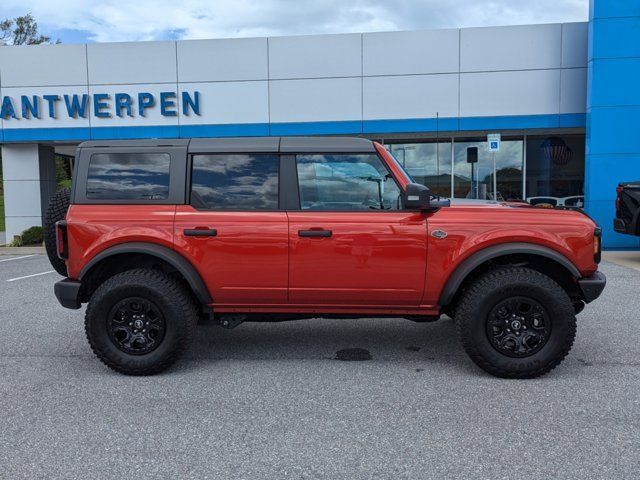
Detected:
[{"left": 0, "top": 0, "right": 589, "bottom": 44}]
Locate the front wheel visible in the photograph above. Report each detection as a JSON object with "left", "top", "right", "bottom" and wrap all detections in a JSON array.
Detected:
[
  {"left": 455, "top": 267, "right": 576, "bottom": 379},
  {"left": 85, "top": 269, "right": 198, "bottom": 375}
]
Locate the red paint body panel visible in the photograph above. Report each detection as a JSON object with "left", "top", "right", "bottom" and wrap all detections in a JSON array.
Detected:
[
  {"left": 65, "top": 205, "right": 176, "bottom": 279},
  {"left": 288, "top": 211, "right": 427, "bottom": 305},
  {"left": 423, "top": 203, "right": 598, "bottom": 305},
  {"left": 174, "top": 207, "right": 288, "bottom": 304}
]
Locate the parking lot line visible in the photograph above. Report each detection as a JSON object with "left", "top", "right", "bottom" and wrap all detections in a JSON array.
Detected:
[
  {"left": 6, "top": 270, "right": 56, "bottom": 282},
  {"left": 0, "top": 255, "right": 37, "bottom": 263}
]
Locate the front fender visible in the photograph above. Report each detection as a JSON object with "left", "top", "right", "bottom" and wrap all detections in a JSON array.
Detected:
[{"left": 437, "top": 242, "right": 581, "bottom": 305}]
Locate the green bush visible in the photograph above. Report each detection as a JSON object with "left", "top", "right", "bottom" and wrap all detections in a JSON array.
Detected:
[
  {"left": 11, "top": 226, "right": 44, "bottom": 246},
  {"left": 55, "top": 156, "right": 73, "bottom": 191},
  {"left": 58, "top": 179, "right": 72, "bottom": 190}
]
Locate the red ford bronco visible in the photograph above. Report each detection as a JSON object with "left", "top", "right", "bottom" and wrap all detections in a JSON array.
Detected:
[{"left": 46, "top": 137, "right": 605, "bottom": 378}]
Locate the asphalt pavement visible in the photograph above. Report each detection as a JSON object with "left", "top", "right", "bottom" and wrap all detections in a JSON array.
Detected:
[{"left": 0, "top": 255, "right": 638, "bottom": 479}]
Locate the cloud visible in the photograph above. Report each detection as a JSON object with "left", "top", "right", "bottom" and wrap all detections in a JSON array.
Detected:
[{"left": 0, "top": 0, "right": 589, "bottom": 43}]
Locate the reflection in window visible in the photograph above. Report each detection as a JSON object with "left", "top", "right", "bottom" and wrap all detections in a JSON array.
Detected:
[
  {"left": 378, "top": 134, "right": 585, "bottom": 203},
  {"left": 453, "top": 139, "right": 523, "bottom": 200},
  {"left": 389, "top": 142, "right": 452, "bottom": 197},
  {"left": 526, "top": 135, "right": 585, "bottom": 208},
  {"left": 191, "top": 154, "right": 279, "bottom": 210},
  {"left": 297, "top": 154, "right": 402, "bottom": 211},
  {"left": 87, "top": 153, "right": 170, "bottom": 200}
]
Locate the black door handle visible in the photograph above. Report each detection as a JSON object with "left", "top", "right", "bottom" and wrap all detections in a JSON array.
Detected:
[
  {"left": 184, "top": 228, "right": 217, "bottom": 237},
  {"left": 298, "top": 229, "right": 332, "bottom": 238}
]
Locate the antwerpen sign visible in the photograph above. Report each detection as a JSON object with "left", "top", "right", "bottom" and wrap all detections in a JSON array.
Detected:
[{"left": 0, "top": 91, "right": 201, "bottom": 120}]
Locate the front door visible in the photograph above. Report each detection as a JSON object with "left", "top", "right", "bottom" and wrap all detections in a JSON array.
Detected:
[
  {"left": 174, "top": 152, "right": 288, "bottom": 306},
  {"left": 287, "top": 152, "right": 428, "bottom": 306}
]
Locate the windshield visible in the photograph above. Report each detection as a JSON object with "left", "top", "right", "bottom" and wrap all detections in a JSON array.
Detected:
[{"left": 384, "top": 147, "right": 416, "bottom": 184}]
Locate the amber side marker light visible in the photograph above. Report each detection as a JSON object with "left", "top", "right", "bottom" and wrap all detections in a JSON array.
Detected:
[{"left": 593, "top": 227, "right": 602, "bottom": 264}]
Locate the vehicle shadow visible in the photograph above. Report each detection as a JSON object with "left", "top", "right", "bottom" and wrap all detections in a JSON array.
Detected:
[{"left": 184, "top": 315, "right": 471, "bottom": 370}]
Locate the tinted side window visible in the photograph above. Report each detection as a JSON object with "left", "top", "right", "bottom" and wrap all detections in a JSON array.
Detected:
[
  {"left": 87, "top": 153, "right": 170, "bottom": 200},
  {"left": 296, "top": 154, "right": 402, "bottom": 211},
  {"left": 191, "top": 154, "right": 279, "bottom": 210}
]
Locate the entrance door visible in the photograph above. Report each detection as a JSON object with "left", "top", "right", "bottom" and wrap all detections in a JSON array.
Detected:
[
  {"left": 287, "top": 153, "right": 428, "bottom": 306},
  {"left": 174, "top": 153, "right": 288, "bottom": 305}
]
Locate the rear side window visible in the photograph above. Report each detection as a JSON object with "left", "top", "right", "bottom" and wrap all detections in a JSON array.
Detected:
[
  {"left": 191, "top": 154, "right": 279, "bottom": 210},
  {"left": 86, "top": 153, "right": 171, "bottom": 200}
]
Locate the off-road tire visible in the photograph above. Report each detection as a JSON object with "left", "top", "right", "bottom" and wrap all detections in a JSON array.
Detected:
[
  {"left": 44, "top": 188, "right": 70, "bottom": 276},
  {"left": 85, "top": 269, "right": 198, "bottom": 375},
  {"left": 455, "top": 267, "right": 576, "bottom": 379}
]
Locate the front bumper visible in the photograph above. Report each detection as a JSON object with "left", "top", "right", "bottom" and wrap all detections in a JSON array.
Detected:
[
  {"left": 577, "top": 271, "right": 606, "bottom": 303},
  {"left": 54, "top": 279, "right": 82, "bottom": 309}
]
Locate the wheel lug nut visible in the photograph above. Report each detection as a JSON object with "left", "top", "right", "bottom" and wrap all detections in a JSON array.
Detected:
[
  {"left": 146, "top": 322, "right": 149, "bottom": 325},
  {"left": 142, "top": 329, "right": 146, "bottom": 333},
  {"left": 129, "top": 322, "right": 133, "bottom": 326}
]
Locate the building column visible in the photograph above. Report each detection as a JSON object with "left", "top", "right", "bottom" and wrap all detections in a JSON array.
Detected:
[
  {"left": 1, "top": 144, "right": 56, "bottom": 241},
  {"left": 585, "top": 0, "right": 640, "bottom": 248}
]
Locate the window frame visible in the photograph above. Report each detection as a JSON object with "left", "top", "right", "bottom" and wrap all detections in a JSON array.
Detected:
[
  {"left": 289, "top": 151, "right": 406, "bottom": 212},
  {"left": 188, "top": 152, "right": 285, "bottom": 212},
  {"left": 73, "top": 145, "right": 187, "bottom": 205}
]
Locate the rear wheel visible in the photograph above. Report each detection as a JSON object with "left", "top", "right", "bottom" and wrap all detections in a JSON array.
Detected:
[
  {"left": 43, "top": 188, "right": 70, "bottom": 276},
  {"left": 85, "top": 269, "right": 198, "bottom": 375},
  {"left": 455, "top": 267, "right": 576, "bottom": 378}
]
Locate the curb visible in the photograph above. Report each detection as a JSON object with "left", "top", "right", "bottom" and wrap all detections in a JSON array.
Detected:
[
  {"left": 602, "top": 251, "right": 640, "bottom": 272},
  {"left": 0, "top": 246, "right": 46, "bottom": 255}
]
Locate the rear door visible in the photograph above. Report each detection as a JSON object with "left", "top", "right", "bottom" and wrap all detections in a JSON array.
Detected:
[
  {"left": 286, "top": 152, "right": 428, "bottom": 306},
  {"left": 174, "top": 148, "right": 288, "bottom": 306}
]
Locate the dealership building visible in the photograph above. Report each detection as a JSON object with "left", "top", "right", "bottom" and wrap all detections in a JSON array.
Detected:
[{"left": 0, "top": 0, "right": 638, "bottom": 248}]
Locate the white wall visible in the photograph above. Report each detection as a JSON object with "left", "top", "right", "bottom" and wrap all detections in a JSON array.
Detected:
[
  {"left": 0, "top": 22, "right": 588, "bottom": 137},
  {"left": 1, "top": 145, "right": 44, "bottom": 239}
]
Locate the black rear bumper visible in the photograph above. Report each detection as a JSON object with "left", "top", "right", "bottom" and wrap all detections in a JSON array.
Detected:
[
  {"left": 578, "top": 271, "right": 606, "bottom": 303},
  {"left": 614, "top": 218, "right": 629, "bottom": 234},
  {"left": 54, "top": 279, "right": 82, "bottom": 309}
]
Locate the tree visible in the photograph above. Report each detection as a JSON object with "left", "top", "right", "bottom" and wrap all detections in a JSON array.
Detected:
[{"left": 0, "top": 13, "right": 55, "bottom": 46}]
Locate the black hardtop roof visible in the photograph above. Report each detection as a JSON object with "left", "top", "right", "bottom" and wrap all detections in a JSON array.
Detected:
[{"left": 78, "top": 136, "right": 376, "bottom": 153}]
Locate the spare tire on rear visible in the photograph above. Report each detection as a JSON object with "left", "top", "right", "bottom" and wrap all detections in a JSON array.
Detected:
[{"left": 44, "top": 188, "right": 71, "bottom": 276}]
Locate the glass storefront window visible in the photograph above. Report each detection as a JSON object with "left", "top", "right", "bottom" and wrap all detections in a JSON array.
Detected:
[
  {"left": 453, "top": 138, "right": 523, "bottom": 200},
  {"left": 388, "top": 141, "right": 452, "bottom": 197},
  {"left": 381, "top": 133, "right": 584, "bottom": 203},
  {"left": 525, "top": 135, "right": 585, "bottom": 208}
]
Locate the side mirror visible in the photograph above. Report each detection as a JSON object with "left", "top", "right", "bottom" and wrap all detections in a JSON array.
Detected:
[{"left": 403, "top": 183, "right": 432, "bottom": 210}]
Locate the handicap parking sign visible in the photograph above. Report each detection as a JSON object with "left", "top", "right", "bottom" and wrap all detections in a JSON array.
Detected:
[{"left": 487, "top": 134, "right": 501, "bottom": 152}]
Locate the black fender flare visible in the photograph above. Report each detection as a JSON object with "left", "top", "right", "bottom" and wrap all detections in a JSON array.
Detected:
[
  {"left": 79, "top": 242, "right": 212, "bottom": 305},
  {"left": 439, "top": 242, "right": 581, "bottom": 306}
]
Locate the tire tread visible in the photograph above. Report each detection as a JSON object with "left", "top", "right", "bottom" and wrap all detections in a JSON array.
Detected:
[
  {"left": 85, "top": 268, "right": 198, "bottom": 375},
  {"left": 43, "top": 188, "right": 71, "bottom": 276},
  {"left": 455, "top": 267, "right": 576, "bottom": 379}
]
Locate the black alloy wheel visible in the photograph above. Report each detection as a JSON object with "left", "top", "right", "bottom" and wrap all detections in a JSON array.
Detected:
[
  {"left": 107, "top": 297, "right": 167, "bottom": 355},
  {"left": 486, "top": 296, "right": 551, "bottom": 358}
]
